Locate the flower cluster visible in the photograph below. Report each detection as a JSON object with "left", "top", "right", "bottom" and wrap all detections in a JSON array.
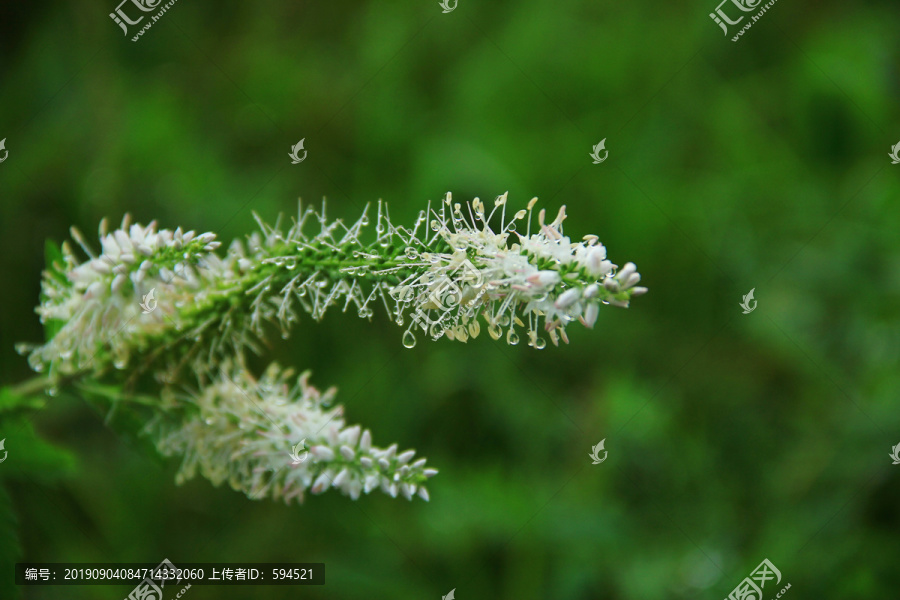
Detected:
[
  {"left": 153, "top": 363, "right": 434, "bottom": 504},
  {"left": 21, "top": 193, "right": 645, "bottom": 504},
  {"left": 387, "top": 193, "right": 647, "bottom": 348},
  {"left": 24, "top": 215, "right": 227, "bottom": 377},
  {"left": 228, "top": 192, "right": 647, "bottom": 351}
]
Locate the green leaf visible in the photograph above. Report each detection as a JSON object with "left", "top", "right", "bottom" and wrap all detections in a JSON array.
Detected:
[
  {"left": 0, "top": 485, "right": 21, "bottom": 599},
  {"left": 0, "top": 412, "right": 78, "bottom": 483},
  {"left": 43, "top": 239, "right": 68, "bottom": 286},
  {"left": 42, "top": 240, "right": 69, "bottom": 342},
  {"left": 0, "top": 387, "right": 46, "bottom": 418}
]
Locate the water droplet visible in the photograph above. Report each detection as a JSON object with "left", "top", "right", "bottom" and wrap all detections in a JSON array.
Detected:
[
  {"left": 488, "top": 324, "right": 502, "bottom": 340},
  {"left": 205, "top": 418, "right": 214, "bottom": 425},
  {"left": 430, "top": 220, "right": 441, "bottom": 231},
  {"left": 534, "top": 337, "right": 547, "bottom": 350},
  {"left": 402, "top": 330, "right": 417, "bottom": 348},
  {"left": 498, "top": 315, "right": 510, "bottom": 326},
  {"left": 395, "top": 315, "right": 404, "bottom": 326},
  {"left": 114, "top": 356, "right": 128, "bottom": 369},
  {"left": 286, "top": 261, "right": 297, "bottom": 270},
  {"left": 506, "top": 329, "right": 520, "bottom": 345},
  {"left": 405, "top": 247, "right": 419, "bottom": 260},
  {"left": 468, "top": 321, "right": 480, "bottom": 338}
]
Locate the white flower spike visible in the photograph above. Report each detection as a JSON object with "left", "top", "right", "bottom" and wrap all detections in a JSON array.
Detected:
[{"left": 20, "top": 193, "right": 645, "bottom": 506}]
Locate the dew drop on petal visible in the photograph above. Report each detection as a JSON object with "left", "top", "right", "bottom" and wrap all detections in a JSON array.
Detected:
[
  {"left": 535, "top": 337, "right": 547, "bottom": 350},
  {"left": 506, "top": 329, "right": 519, "bottom": 345},
  {"left": 402, "top": 330, "right": 417, "bottom": 348}
]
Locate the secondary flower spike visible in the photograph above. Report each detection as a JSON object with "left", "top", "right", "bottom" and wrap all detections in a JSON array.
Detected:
[{"left": 152, "top": 363, "right": 434, "bottom": 504}]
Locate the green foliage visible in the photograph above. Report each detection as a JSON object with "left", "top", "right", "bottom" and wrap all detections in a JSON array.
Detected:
[
  {"left": 0, "top": 387, "right": 78, "bottom": 600},
  {"left": 1, "top": 0, "right": 899, "bottom": 598}
]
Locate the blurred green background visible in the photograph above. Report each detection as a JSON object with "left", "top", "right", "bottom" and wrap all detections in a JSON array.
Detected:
[{"left": 2, "top": 0, "right": 900, "bottom": 598}]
